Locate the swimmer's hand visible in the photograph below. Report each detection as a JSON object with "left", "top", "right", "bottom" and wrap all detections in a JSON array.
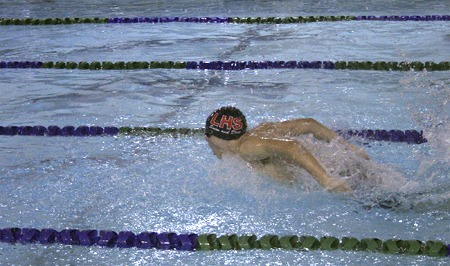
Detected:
[{"left": 325, "top": 178, "right": 352, "bottom": 193}]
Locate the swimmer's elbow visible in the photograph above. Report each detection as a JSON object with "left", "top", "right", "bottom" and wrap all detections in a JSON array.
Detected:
[{"left": 302, "top": 118, "right": 319, "bottom": 124}]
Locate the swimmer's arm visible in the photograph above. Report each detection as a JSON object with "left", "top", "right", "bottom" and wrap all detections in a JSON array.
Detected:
[
  {"left": 274, "top": 118, "right": 340, "bottom": 141},
  {"left": 239, "top": 138, "right": 351, "bottom": 193},
  {"left": 279, "top": 119, "right": 369, "bottom": 160}
]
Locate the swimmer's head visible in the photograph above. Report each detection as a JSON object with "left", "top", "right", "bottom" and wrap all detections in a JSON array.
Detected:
[{"left": 205, "top": 106, "right": 247, "bottom": 140}]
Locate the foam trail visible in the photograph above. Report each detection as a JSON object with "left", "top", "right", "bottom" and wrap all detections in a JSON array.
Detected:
[{"left": 400, "top": 71, "right": 449, "bottom": 210}]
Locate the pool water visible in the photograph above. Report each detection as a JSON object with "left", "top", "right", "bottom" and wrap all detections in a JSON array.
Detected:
[{"left": 0, "top": 0, "right": 449, "bottom": 265}]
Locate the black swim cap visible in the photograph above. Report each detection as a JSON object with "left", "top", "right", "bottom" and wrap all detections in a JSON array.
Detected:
[{"left": 205, "top": 107, "right": 247, "bottom": 140}]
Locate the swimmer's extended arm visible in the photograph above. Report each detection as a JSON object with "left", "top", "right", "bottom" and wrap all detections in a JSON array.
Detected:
[
  {"left": 256, "top": 118, "right": 339, "bottom": 141},
  {"left": 239, "top": 137, "right": 351, "bottom": 193},
  {"left": 254, "top": 118, "right": 369, "bottom": 160}
]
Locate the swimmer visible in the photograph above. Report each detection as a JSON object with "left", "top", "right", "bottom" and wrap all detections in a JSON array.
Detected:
[{"left": 205, "top": 106, "right": 370, "bottom": 193}]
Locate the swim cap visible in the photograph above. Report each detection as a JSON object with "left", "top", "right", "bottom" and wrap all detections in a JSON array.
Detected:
[{"left": 205, "top": 107, "right": 247, "bottom": 140}]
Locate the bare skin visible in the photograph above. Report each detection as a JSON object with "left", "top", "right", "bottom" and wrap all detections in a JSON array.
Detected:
[{"left": 206, "top": 118, "right": 369, "bottom": 193}]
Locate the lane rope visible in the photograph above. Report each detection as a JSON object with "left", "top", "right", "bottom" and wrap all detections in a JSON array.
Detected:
[
  {"left": 0, "top": 126, "right": 427, "bottom": 144},
  {"left": 0, "top": 227, "right": 448, "bottom": 256},
  {"left": 1, "top": 61, "right": 449, "bottom": 71},
  {"left": 0, "top": 15, "right": 449, "bottom": 25}
]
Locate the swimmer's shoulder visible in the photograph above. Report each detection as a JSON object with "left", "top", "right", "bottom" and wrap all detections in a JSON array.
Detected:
[{"left": 237, "top": 134, "right": 270, "bottom": 160}]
